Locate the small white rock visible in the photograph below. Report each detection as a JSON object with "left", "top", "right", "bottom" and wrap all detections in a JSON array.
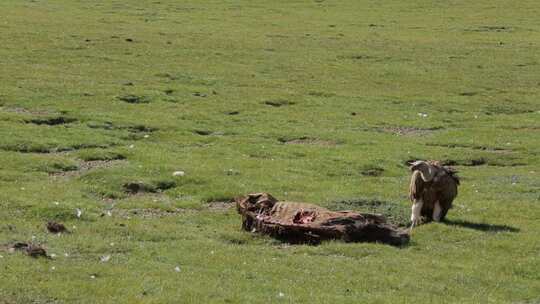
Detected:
[
  {"left": 129, "top": 144, "right": 135, "bottom": 149},
  {"left": 100, "top": 255, "right": 111, "bottom": 262},
  {"left": 53, "top": 201, "right": 60, "bottom": 205},
  {"left": 51, "top": 266, "right": 56, "bottom": 270},
  {"left": 174, "top": 266, "right": 181, "bottom": 272},
  {"left": 143, "top": 134, "right": 149, "bottom": 138},
  {"left": 50, "top": 253, "right": 57, "bottom": 258},
  {"left": 172, "top": 171, "right": 185, "bottom": 177},
  {"left": 76, "top": 208, "right": 83, "bottom": 218},
  {"left": 90, "top": 275, "right": 96, "bottom": 279},
  {"left": 278, "top": 292, "right": 285, "bottom": 297}
]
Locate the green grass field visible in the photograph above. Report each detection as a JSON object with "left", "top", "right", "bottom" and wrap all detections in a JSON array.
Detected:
[{"left": 1, "top": 0, "right": 539, "bottom": 302}]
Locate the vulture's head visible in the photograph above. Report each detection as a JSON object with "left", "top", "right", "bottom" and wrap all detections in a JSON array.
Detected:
[{"left": 410, "top": 160, "right": 436, "bottom": 182}]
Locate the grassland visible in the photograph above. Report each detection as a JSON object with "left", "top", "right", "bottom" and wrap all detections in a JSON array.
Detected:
[{"left": 0, "top": 0, "right": 539, "bottom": 303}]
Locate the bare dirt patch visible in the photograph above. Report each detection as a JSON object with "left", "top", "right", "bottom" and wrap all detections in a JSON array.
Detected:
[
  {"left": 307, "top": 91, "right": 336, "bottom": 98},
  {"left": 114, "top": 207, "right": 186, "bottom": 219},
  {"left": 0, "top": 143, "right": 116, "bottom": 154},
  {"left": 278, "top": 136, "right": 339, "bottom": 146},
  {"left": 360, "top": 165, "right": 385, "bottom": 177},
  {"left": 442, "top": 158, "right": 487, "bottom": 167},
  {"left": 25, "top": 116, "right": 77, "bottom": 126},
  {"left": 426, "top": 143, "right": 513, "bottom": 154},
  {"left": 117, "top": 95, "right": 150, "bottom": 104},
  {"left": 50, "top": 159, "right": 126, "bottom": 177},
  {"left": 264, "top": 99, "right": 295, "bottom": 107},
  {"left": 1, "top": 106, "right": 58, "bottom": 116},
  {"left": 123, "top": 180, "right": 176, "bottom": 195},
  {"left": 380, "top": 126, "right": 441, "bottom": 136},
  {"left": 337, "top": 54, "right": 377, "bottom": 60},
  {"left": 87, "top": 121, "right": 158, "bottom": 136},
  {"left": 459, "top": 92, "right": 479, "bottom": 97},
  {"left": 465, "top": 26, "right": 512, "bottom": 32},
  {"left": 441, "top": 157, "right": 525, "bottom": 167},
  {"left": 193, "top": 129, "right": 213, "bottom": 136},
  {"left": 484, "top": 103, "right": 535, "bottom": 115},
  {"left": 205, "top": 201, "right": 234, "bottom": 211}
]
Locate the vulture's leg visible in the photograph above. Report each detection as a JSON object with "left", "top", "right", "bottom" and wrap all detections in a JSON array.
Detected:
[
  {"left": 432, "top": 201, "right": 442, "bottom": 222},
  {"left": 411, "top": 199, "right": 424, "bottom": 228}
]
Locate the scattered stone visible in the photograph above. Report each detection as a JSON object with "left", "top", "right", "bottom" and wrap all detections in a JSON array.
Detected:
[
  {"left": 173, "top": 171, "right": 185, "bottom": 177},
  {"left": 226, "top": 169, "right": 240, "bottom": 176},
  {"left": 193, "top": 92, "right": 207, "bottom": 97}
]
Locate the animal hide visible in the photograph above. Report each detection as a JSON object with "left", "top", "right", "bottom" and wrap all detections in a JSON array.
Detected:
[{"left": 236, "top": 193, "right": 410, "bottom": 246}]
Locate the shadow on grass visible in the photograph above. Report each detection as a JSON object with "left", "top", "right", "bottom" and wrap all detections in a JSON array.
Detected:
[{"left": 443, "top": 219, "right": 519, "bottom": 233}]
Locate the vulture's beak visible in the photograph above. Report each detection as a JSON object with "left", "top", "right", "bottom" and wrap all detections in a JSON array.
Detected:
[{"left": 409, "top": 160, "right": 424, "bottom": 172}]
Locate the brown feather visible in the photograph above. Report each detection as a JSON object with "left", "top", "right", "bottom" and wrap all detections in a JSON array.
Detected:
[{"left": 409, "top": 160, "right": 460, "bottom": 222}]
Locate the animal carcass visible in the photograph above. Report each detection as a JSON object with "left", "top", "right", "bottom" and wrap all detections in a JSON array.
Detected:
[{"left": 236, "top": 193, "right": 409, "bottom": 246}]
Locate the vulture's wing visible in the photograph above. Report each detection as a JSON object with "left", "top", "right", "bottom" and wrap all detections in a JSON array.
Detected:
[{"left": 409, "top": 170, "right": 425, "bottom": 202}]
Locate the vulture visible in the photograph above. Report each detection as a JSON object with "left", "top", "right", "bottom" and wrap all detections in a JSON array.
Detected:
[{"left": 409, "top": 160, "right": 460, "bottom": 227}]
